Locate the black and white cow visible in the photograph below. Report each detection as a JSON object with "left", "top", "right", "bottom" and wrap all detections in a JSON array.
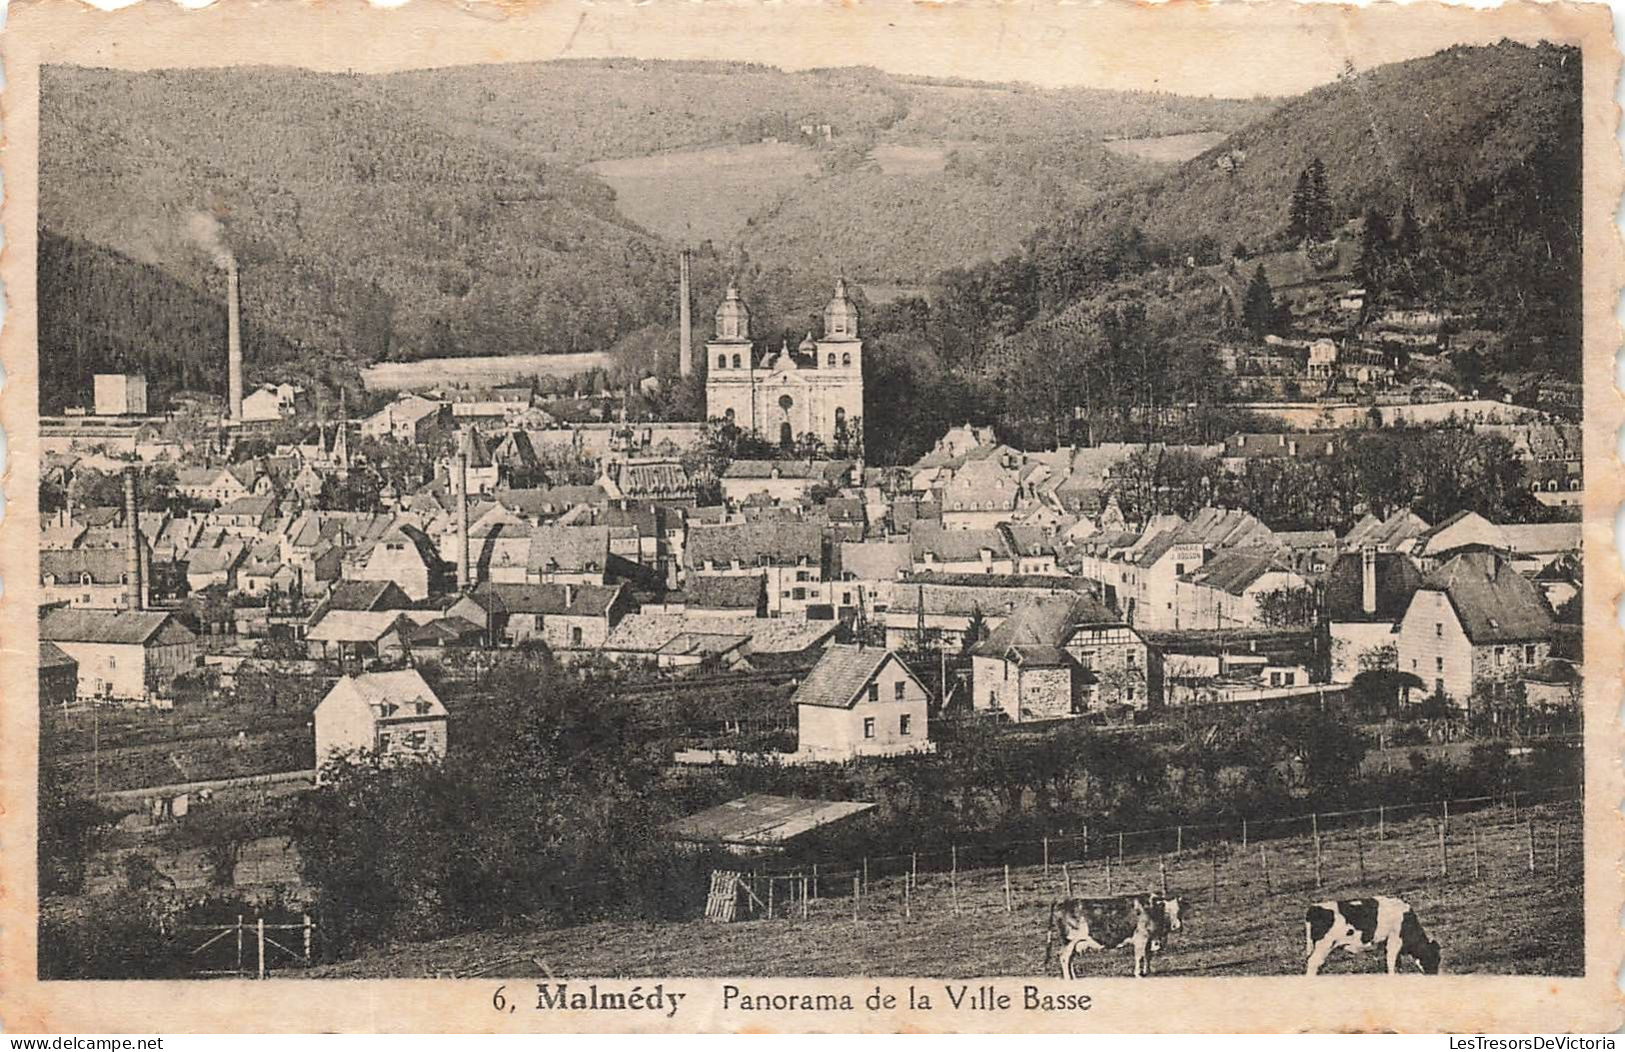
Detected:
[
  {"left": 1304, "top": 896, "right": 1441, "bottom": 975},
  {"left": 1044, "top": 894, "right": 1186, "bottom": 978}
]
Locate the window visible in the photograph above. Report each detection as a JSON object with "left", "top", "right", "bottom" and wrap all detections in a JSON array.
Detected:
[
  {"left": 1435, "top": 623, "right": 1443, "bottom": 638},
  {"left": 1435, "top": 656, "right": 1443, "bottom": 672},
  {"left": 1525, "top": 644, "right": 1537, "bottom": 663},
  {"left": 842, "top": 592, "right": 853, "bottom": 605},
  {"left": 827, "top": 354, "right": 836, "bottom": 367},
  {"left": 731, "top": 354, "right": 742, "bottom": 369},
  {"left": 868, "top": 682, "right": 880, "bottom": 703},
  {"left": 863, "top": 717, "right": 876, "bottom": 739},
  {"left": 842, "top": 352, "right": 852, "bottom": 367},
  {"left": 793, "top": 587, "right": 806, "bottom": 600},
  {"left": 1494, "top": 646, "right": 1505, "bottom": 666},
  {"left": 570, "top": 626, "right": 583, "bottom": 647},
  {"left": 899, "top": 714, "right": 912, "bottom": 736},
  {"left": 894, "top": 681, "right": 906, "bottom": 701}
]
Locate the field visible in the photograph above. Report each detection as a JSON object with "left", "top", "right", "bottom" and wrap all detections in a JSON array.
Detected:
[
  {"left": 588, "top": 143, "right": 818, "bottom": 244},
  {"left": 1102, "top": 131, "right": 1228, "bottom": 164},
  {"left": 312, "top": 797, "right": 1582, "bottom": 979},
  {"left": 360, "top": 352, "right": 616, "bottom": 392}
]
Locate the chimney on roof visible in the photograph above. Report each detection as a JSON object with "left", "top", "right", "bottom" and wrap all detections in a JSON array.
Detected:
[
  {"left": 227, "top": 258, "right": 243, "bottom": 427},
  {"left": 1361, "top": 546, "right": 1378, "bottom": 616},
  {"left": 122, "top": 467, "right": 143, "bottom": 611},
  {"left": 564, "top": 583, "right": 576, "bottom": 608},
  {"left": 678, "top": 250, "right": 693, "bottom": 379}
]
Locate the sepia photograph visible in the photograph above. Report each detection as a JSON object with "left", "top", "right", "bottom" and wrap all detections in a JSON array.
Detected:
[{"left": 4, "top": 0, "right": 1620, "bottom": 1034}]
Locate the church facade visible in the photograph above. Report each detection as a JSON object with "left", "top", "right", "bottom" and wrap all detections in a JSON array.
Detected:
[{"left": 704, "top": 279, "right": 865, "bottom": 452}]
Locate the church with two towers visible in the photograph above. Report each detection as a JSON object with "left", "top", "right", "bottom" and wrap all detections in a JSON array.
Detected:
[{"left": 703, "top": 279, "right": 866, "bottom": 451}]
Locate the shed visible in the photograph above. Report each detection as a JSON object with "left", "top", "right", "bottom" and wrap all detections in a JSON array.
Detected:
[{"left": 664, "top": 794, "right": 875, "bottom": 852}]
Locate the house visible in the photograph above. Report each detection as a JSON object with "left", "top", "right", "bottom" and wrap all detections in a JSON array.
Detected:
[
  {"left": 1343, "top": 509, "right": 1431, "bottom": 553},
  {"left": 185, "top": 542, "right": 248, "bottom": 593},
  {"left": 238, "top": 544, "right": 300, "bottom": 599},
  {"left": 940, "top": 453, "right": 1024, "bottom": 529},
  {"left": 882, "top": 573, "right": 1093, "bottom": 650},
  {"left": 1170, "top": 550, "right": 1311, "bottom": 631},
  {"left": 40, "top": 548, "right": 147, "bottom": 610},
  {"left": 344, "top": 523, "right": 443, "bottom": 600},
  {"left": 209, "top": 494, "right": 279, "bottom": 534},
  {"left": 909, "top": 525, "right": 1015, "bottom": 576},
  {"left": 686, "top": 521, "right": 828, "bottom": 618},
  {"left": 241, "top": 382, "right": 309, "bottom": 423},
  {"left": 970, "top": 593, "right": 1149, "bottom": 721},
  {"left": 525, "top": 525, "right": 614, "bottom": 586},
  {"left": 1078, "top": 508, "right": 1277, "bottom": 628},
  {"left": 362, "top": 394, "right": 451, "bottom": 444},
  {"left": 40, "top": 607, "right": 200, "bottom": 701},
  {"left": 1324, "top": 549, "right": 1425, "bottom": 683},
  {"left": 792, "top": 645, "right": 933, "bottom": 761},
  {"left": 719, "top": 460, "right": 846, "bottom": 505},
  {"left": 174, "top": 464, "right": 258, "bottom": 505},
  {"left": 39, "top": 642, "right": 79, "bottom": 708},
  {"left": 1221, "top": 432, "right": 1340, "bottom": 472},
  {"left": 1395, "top": 550, "right": 1556, "bottom": 707},
  {"left": 600, "top": 457, "right": 696, "bottom": 504},
  {"left": 313, "top": 669, "right": 448, "bottom": 770},
  {"left": 446, "top": 581, "right": 629, "bottom": 650},
  {"left": 683, "top": 575, "right": 767, "bottom": 618},
  {"left": 305, "top": 609, "right": 435, "bottom": 665},
  {"left": 835, "top": 539, "right": 913, "bottom": 620}
]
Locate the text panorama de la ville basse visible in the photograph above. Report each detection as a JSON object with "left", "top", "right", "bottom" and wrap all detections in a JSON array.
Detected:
[{"left": 524, "top": 982, "right": 1092, "bottom": 1019}]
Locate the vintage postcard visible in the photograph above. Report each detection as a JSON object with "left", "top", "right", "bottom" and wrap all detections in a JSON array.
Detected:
[{"left": 1, "top": 0, "right": 1620, "bottom": 1034}]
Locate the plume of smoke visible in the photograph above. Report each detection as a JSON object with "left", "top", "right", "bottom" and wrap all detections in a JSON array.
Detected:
[{"left": 186, "top": 211, "right": 234, "bottom": 269}]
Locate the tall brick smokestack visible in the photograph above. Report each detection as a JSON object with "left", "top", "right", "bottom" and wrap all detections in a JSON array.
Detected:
[
  {"left": 227, "top": 257, "right": 243, "bottom": 426},
  {"left": 456, "top": 431, "right": 471, "bottom": 592},
  {"left": 123, "top": 468, "right": 143, "bottom": 611},
  {"left": 678, "top": 250, "right": 693, "bottom": 379}
]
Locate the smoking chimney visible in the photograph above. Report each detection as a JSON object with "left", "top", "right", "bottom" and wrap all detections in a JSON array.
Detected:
[
  {"left": 122, "top": 468, "right": 143, "bottom": 611},
  {"left": 1361, "top": 546, "right": 1378, "bottom": 616},
  {"left": 455, "top": 431, "right": 471, "bottom": 592},
  {"left": 227, "top": 258, "right": 243, "bottom": 426},
  {"left": 678, "top": 250, "right": 693, "bottom": 379}
]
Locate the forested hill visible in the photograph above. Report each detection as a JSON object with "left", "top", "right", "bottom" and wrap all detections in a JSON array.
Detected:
[{"left": 39, "top": 59, "right": 1274, "bottom": 413}]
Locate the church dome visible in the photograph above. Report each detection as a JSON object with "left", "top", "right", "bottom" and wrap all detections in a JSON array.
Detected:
[
  {"left": 798, "top": 331, "right": 818, "bottom": 354},
  {"left": 714, "top": 282, "right": 751, "bottom": 343},
  {"left": 770, "top": 339, "right": 800, "bottom": 371},
  {"left": 821, "top": 277, "right": 860, "bottom": 341}
]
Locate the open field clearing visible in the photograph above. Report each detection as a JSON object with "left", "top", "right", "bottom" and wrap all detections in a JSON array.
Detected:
[
  {"left": 869, "top": 144, "right": 950, "bottom": 176},
  {"left": 1102, "top": 131, "right": 1229, "bottom": 164},
  {"left": 589, "top": 142, "right": 817, "bottom": 244},
  {"left": 313, "top": 799, "right": 1581, "bottom": 979},
  {"left": 360, "top": 352, "right": 615, "bottom": 391}
]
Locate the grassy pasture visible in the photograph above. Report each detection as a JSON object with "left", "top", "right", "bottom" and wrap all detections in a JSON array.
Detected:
[
  {"left": 313, "top": 801, "right": 1583, "bottom": 979},
  {"left": 1103, "top": 131, "right": 1229, "bottom": 164}
]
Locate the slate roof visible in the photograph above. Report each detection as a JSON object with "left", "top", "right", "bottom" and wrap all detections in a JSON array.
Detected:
[
  {"left": 40, "top": 607, "right": 194, "bottom": 646},
  {"left": 1180, "top": 550, "right": 1292, "bottom": 596},
  {"left": 1324, "top": 551, "right": 1425, "bottom": 623},
  {"left": 686, "top": 575, "right": 764, "bottom": 611},
  {"left": 792, "top": 645, "right": 917, "bottom": 709},
  {"left": 463, "top": 581, "right": 621, "bottom": 617},
  {"left": 1344, "top": 509, "right": 1431, "bottom": 550},
  {"left": 339, "top": 669, "right": 447, "bottom": 721},
  {"left": 525, "top": 525, "right": 611, "bottom": 574},
  {"left": 187, "top": 543, "right": 247, "bottom": 575},
  {"left": 687, "top": 521, "right": 823, "bottom": 569},
  {"left": 39, "top": 641, "right": 78, "bottom": 670},
  {"left": 973, "top": 593, "right": 1123, "bottom": 656},
  {"left": 1425, "top": 550, "right": 1556, "bottom": 645},
  {"left": 41, "top": 549, "right": 129, "bottom": 584},
  {"left": 909, "top": 525, "right": 1012, "bottom": 564},
  {"left": 837, "top": 540, "right": 913, "bottom": 581}
]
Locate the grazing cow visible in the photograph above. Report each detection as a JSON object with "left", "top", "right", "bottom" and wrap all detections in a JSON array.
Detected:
[
  {"left": 1304, "top": 896, "right": 1441, "bottom": 975},
  {"left": 1045, "top": 895, "right": 1185, "bottom": 978}
]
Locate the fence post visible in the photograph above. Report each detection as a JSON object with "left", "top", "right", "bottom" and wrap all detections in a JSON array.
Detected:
[
  {"left": 1378, "top": 805, "right": 1385, "bottom": 840},
  {"left": 853, "top": 875, "right": 860, "bottom": 926},
  {"left": 1004, "top": 864, "right": 1013, "bottom": 913},
  {"left": 1241, "top": 817, "right": 1248, "bottom": 849},
  {"left": 802, "top": 875, "right": 810, "bottom": 920},
  {"left": 256, "top": 916, "right": 266, "bottom": 980},
  {"left": 1043, "top": 837, "right": 1050, "bottom": 876},
  {"left": 1442, "top": 799, "right": 1450, "bottom": 840},
  {"left": 1176, "top": 825, "right": 1183, "bottom": 855},
  {"left": 951, "top": 845, "right": 960, "bottom": 914},
  {"left": 1105, "top": 854, "right": 1113, "bottom": 895},
  {"left": 1083, "top": 823, "right": 1089, "bottom": 859},
  {"left": 911, "top": 851, "right": 918, "bottom": 891},
  {"left": 1471, "top": 827, "right": 1481, "bottom": 880},
  {"left": 1063, "top": 861, "right": 1073, "bottom": 898},
  {"left": 1159, "top": 857, "right": 1169, "bottom": 898},
  {"left": 1259, "top": 843, "right": 1271, "bottom": 895},
  {"left": 1511, "top": 788, "right": 1518, "bottom": 823},
  {"left": 1554, "top": 822, "right": 1561, "bottom": 873},
  {"left": 769, "top": 876, "right": 775, "bottom": 919},
  {"left": 1355, "top": 821, "right": 1366, "bottom": 884},
  {"left": 1208, "top": 848, "right": 1218, "bottom": 905},
  {"left": 904, "top": 873, "right": 912, "bottom": 920},
  {"left": 1438, "top": 815, "right": 1448, "bottom": 880},
  {"left": 236, "top": 914, "right": 244, "bottom": 975},
  {"left": 813, "top": 863, "right": 819, "bottom": 901},
  {"left": 863, "top": 857, "right": 869, "bottom": 895},
  {"left": 303, "top": 913, "right": 312, "bottom": 965},
  {"left": 1312, "top": 814, "right": 1323, "bottom": 888},
  {"left": 1527, "top": 818, "right": 1535, "bottom": 873},
  {"left": 1118, "top": 831, "right": 1125, "bottom": 864}
]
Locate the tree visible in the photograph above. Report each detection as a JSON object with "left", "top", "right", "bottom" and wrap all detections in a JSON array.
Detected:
[
  {"left": 1305, "top": 158, "right": 1333, "bottom": 241},
  {"left": 39, "top": 765, "right": 113, "bottom": 897},
  {"left": 1242, "top": 265, "right": 1277, "bottom": 341},
  {"left": 1287, "top": 169, "right": 1314, "bottom": 243}
]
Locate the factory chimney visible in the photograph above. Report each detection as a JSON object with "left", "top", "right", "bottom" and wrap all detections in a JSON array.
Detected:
[
  {"left": 678, "top": 250, "right": 693, "bottom": 379},
  {"left": 1361, "top": 546, "right": 1378, "bottom": 616},
  {"left": 227, "top": 257, "right": 244, "bottom": 426},
  {"left": 122, "top": 468, "right": 143, "bottom": 611},
  {"left": 455, "top": 430, "right": 471, "bottom": 592}
]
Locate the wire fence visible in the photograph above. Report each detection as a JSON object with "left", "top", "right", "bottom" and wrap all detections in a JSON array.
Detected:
[{"left": 727, "top": 786, "right": 1583, "bottom": 923}]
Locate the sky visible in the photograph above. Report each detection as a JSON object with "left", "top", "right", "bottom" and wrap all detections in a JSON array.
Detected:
[{"left": 35, "top": 0, "right": 1598, "bottom": 100}]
